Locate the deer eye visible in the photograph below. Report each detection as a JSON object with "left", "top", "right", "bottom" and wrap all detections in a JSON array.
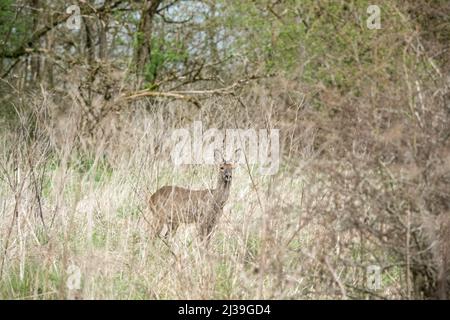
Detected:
[{"left": 220, "top": 166, "right": 224, "bottom": 170}]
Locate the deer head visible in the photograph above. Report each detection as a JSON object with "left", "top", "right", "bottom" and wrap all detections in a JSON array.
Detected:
[{"left": 214, "top": 148, "right": 241, "bottom": 186}]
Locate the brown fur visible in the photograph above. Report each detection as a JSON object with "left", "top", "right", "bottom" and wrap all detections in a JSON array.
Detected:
[{"left": 148, "top": 152, "right": 238, "bottom": 240}]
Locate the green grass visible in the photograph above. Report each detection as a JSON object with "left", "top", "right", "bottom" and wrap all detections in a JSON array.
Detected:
[
  {"left": 0, "top": 151, "right": 408, "bottom": 299},
  {"left": 0, "top": 261, "right": 61, "bottom": 299},
  {"left": 214, "top": 260, "right": 234, "bottom": 298}
]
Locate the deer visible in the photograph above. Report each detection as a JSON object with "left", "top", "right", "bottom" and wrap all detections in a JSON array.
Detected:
[{"left": 147, "top": 149, "right": 240, "bottom": 241}]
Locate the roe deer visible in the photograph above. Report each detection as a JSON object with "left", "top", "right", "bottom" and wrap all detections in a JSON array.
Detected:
[{"left": 148, "top": 149, "right": 240, "bottom": 240}]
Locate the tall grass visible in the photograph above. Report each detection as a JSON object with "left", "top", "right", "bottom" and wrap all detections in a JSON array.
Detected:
[{"left": 0, "top": 92, "right": 401, "bottom": 300}]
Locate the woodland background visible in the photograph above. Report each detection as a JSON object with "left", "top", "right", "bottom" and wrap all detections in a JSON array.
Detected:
[{"left": 0, "top": 0, "right": 449, "bottom": 299}]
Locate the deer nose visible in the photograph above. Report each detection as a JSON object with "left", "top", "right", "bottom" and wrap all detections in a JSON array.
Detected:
[{"left": 224, "top": 172, "right": 232, "bottom": 181}]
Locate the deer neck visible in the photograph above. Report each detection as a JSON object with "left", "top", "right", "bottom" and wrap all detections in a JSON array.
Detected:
[{"left": 213, "top": 176, "right": 231, "bottom": 209}]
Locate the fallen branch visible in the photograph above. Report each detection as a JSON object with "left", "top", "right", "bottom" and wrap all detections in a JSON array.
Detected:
[
  {"left": 120, "top": 75, "right": 264, "bottom": 108},
  {"left": 122, "top": 90, "right": 202, "bottom": 108}
]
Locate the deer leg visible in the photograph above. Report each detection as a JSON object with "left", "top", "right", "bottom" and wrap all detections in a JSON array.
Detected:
[{"left": 199, "top": 221, "right": 214, "bottom": 244}]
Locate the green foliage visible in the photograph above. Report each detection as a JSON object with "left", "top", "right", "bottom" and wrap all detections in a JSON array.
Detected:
[
  {"left": 220, "top": 0, "right": 432, "bottom": 100},
  {"left": 73, "top": 155, "right": 113, "bottom": 183},
  {"left": 0, "top": 101, "right": 17, "bottom": 126},
  {"left": 92, "top": 229, "right": 107, "bottom": 248},
  {"left": 144, "top": 37, "right": 189, "bottom": 85},
  {"left": 0, "top": 0, "right": 33, "bottom": 55}
]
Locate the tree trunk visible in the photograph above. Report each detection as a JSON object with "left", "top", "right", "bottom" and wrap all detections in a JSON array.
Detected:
[{"left": 134, "top": 0, "right": 162, "bottom": 85}]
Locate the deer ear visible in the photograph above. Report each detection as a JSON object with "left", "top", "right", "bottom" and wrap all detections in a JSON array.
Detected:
[{"left": 214, "top": 149, "right": 223, "bottom": 163}]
